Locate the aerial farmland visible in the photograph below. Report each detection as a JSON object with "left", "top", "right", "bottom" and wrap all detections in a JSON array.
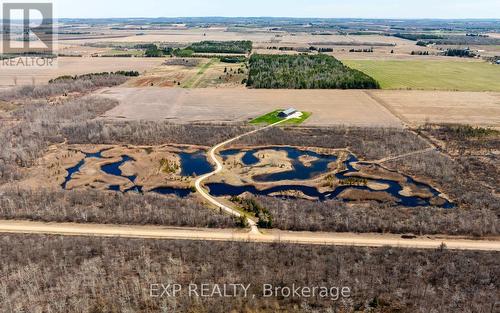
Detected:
[{"left": 0, "top": 13, "right": 499, "bottom": 313}]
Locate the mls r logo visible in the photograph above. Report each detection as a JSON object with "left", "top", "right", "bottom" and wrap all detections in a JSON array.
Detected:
[{"left": 2, "top": 2, "right": 54, "bottom": 54}]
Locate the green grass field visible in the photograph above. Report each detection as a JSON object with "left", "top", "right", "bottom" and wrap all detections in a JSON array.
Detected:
[
  {"left": 107, "top": 49, "right": 145, "bottom": 56},
  {"left": 250, "top": 110, "right": 311, "bottom": 125},
  {"left": 182, "top": 58, "right": 218, "bottom": 88},
  {"left": 343, "top": 60, "right": 500, "bottom": 92}
]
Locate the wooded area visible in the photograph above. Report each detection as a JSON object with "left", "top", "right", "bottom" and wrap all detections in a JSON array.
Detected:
[
  {"left": 247, "top": 54, "right": 380, "bottom": 89},
  {"left": 188, "top": 40, "right": 252, "bottom": 54},
  {"left": 0, "top": 234, "right": 497, "bottom": 313},
  {"left": 0, "top": 188, "right": 237, "bottom": 228}
]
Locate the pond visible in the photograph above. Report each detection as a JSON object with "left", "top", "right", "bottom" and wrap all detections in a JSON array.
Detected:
[
  {"left": 179, "top": 151, "right": 213, "bottom": 177},
  {"left": 61, "top": 149, "right": 207, "bottom": 197},
  {"left": 213, "top": 149, "right": 453, "bottom": 208},
  {"left": 221, "top": 147, "right": 338, "bottom": 181},
  {"left": 61, "top": 146, "right": 453, "bottom": 208}
]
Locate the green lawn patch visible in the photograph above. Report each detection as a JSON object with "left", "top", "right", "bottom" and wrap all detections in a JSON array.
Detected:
[{"left": 250, "top": 110, "right": 311, "bottom": 125}]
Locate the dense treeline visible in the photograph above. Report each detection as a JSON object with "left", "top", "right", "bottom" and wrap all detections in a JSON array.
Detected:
[
  {"left": 0, "top": 78, "right": 126, "bottom": 183},
  {"left": 0, "top": 235, "right": 498, "bottom": 313},
  {"left": 392, "top": 33, "right": 443, "bottom": 41},
  {"left": 240, "top": 126, "right": 429, "bottom": 160},
  {"left": 386, "top": 150, "right": 499, "bottom": 214},
  {"left": 424, "top": 124, "right": 499, "bottom": 150},
  {"left": 418, "top": 124, "right": 499, "bottom": 194},
  {"left": 0, "top": 96, "right": 118, "bottom": 183},
  {"left": 187, "top": 40, "right": 252, "bottom": 54},
  {"left": 61, "top": 121, "right": 250, "bottom": 147},
  {"left": 255, "top": 196, "right": 497, "bottom": 236},
  {"left": 60, "top": 122, "right": 429, "bottom": 160},
  {"left": 416, "top": 35, "right": 500, "bottom": 45},
  {"left": 246, "top": 54, "right": 380, "bottom": 89},
  {"left": 145, "top": 45, "right": 173, "bottom": 57},
  {"left": 444, "top": 49, "right": 477, "bottom": 58},
  {"left": 48, "top": 71, "right": 139, "bottom": 83},
  {"left": 0, "top": 75, "right": 127, "bottom": 101},
  {"left": 349, "top": 48, "right": 373, "bottom": 53},
  {"left": 411, "top": 51, "right": 430, "bottom": 55},
  {"left": 0, "top": 188, "right": 237, "bottom": 228}
]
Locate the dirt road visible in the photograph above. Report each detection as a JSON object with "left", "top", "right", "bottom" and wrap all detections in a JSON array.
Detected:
[
  {"left": 0, "top": 220, "right": 498, "bottom": 251},
  {"left": 195, "top": 119, "right": 287, "bottom": 234}
]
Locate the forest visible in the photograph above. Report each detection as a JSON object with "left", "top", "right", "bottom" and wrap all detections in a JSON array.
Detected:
[
  {"left": 246, "top": 54, "right": 380, "bottom": 89},
  {"left": 255, "top": 196, "right": 497, "bottom": 236},
  {"left": 416, "top": 35, "right": 500, "bottom": 45},
  {"left": 0, "top": 234, "right": 497, "bottom": 313},
  {"left": 0, "top": 188, "right": 237, "bottom": 228},
  {"left": 187, "top": 40, "right": 253, "bottom": 54},
  {"left": 392, "top": 33, "right": 444, "bottom": 41},
  {"left": 0, "top": 74, "right": 127, "bottom": 101}
]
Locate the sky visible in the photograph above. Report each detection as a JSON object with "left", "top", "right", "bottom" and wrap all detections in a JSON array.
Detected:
[{"left": 51, "top": 0, "right": 500, "bottom": 19}]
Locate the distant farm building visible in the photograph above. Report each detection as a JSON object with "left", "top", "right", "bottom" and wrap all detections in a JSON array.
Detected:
[{"left": 279, "top": 108, "right": 298, "bottom": 118}]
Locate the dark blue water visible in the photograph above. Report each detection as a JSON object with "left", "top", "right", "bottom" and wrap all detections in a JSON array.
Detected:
[
  {"left": 83, "top": 151, "right": 105, "bottom": 159},
  {"left": 61, "top": 159, "right": 85, "bottom": 189},
  {"left": 208, "top": 150, "right": 453, "bottom": 208},
  {"left": 333, "top": 157, "right": 453, "bottom": 208},
  {"left": 62, "top": 147, "right": 454, "bottom": 208},
  {"left": 220, "top": 149, "right": 260, "bottom": 166},
  {"left": 61, "top": 150, "right": 110, "bottom": 189},
  {"left": 108, "top": 185, "right": 121, "bottom": 191},
  {"left": 221, "top": 147, "right": 338, "bottom": 181},
  {"left": 150, "top": 187, "right": 194, "bottom": 197},
  {"left": 254, "top": 147, "right": 338, "bottom": 182},
  {"left": 179, "top": 151, "right": 213, "bottom": 177},
  {"left": 62, "top": 149, "right": 202, "bottom": 198},
  {"left": 206, "top": 183, "right": 326, "bottom": 200},
  {"left": 101, "top": 155, "right": 137, "bottom": 183}
]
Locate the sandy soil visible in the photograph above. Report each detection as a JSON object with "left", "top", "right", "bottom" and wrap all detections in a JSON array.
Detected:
[
  {"left": 20, "top": 144, "right": 204, "bottom": 192},
  {"left": 62, "top": 28, "right": 276, "bottom": 45},
  {"left": 126, "top": 59, "right": 247, "bottom": 88},
  {"left": 369, "top": 90, "right": 500, "bottom": 128},
  {"left": 99, "top": 87, "right": 500, "bottom": 128},
  {"left": 338, "top": 189, "right": 397, "bottom": 203},
  {"left": 349, "top": 163, "right": 407, "bottom": 183},
  {"left": 1, "top": 220, "right": 498, "bottom": 251},
  {"left": 98, "top": 87, "right": 403, "bottom": 128},
  {"left": 0, "top": 57, "right": 164, "bottom": 86}
]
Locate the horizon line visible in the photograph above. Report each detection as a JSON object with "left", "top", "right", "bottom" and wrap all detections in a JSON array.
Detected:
[{"left": 54, "top": 16, "right": 500, "bottom": 21}]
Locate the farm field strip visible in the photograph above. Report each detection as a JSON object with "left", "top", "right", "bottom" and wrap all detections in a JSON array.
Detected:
[
  {"left": 343, "top": 59, "right": 500, "bottom": 92},
  {"left": 182, "top": 58, "right": 219, "bottom": 88},
  {"left": 99, "top": 88, "right": 404, "bottom": 127}
]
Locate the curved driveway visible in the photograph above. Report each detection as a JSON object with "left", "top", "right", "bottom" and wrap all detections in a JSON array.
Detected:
[{"left": 195, "top": 120, "right": 287, "bottom": 234}]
